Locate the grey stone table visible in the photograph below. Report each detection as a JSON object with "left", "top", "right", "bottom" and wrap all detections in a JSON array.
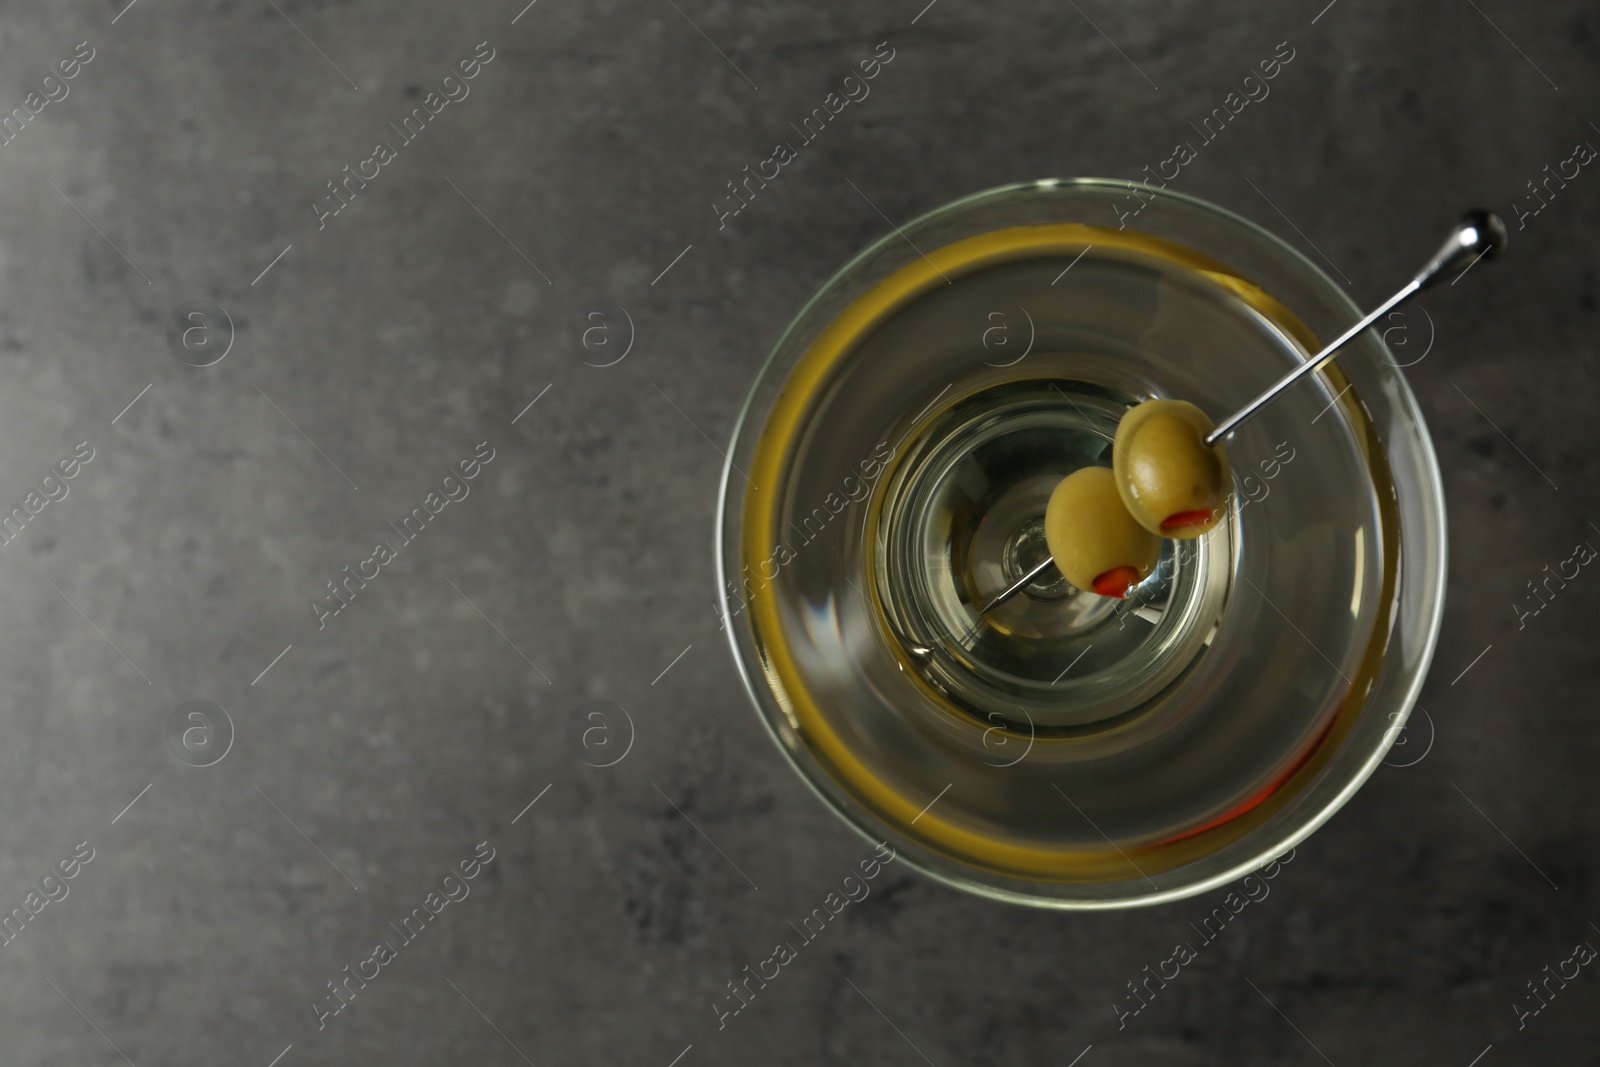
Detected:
[{"left": 0, "top": 1, "right": 1595, "bottom": 1064}]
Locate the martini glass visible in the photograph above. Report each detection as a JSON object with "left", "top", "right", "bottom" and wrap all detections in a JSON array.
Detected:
[{"left": 716, "top": 178, "right": 1444, "bottom": 909}]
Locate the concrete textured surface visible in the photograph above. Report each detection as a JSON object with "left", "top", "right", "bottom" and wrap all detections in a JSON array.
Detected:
[{"left": 0, "top": 0, "right": 1594, "bottom": 1064}]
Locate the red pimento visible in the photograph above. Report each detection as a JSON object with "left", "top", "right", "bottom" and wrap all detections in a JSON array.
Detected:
[
  {"left": 1091, "top": 566, "right": 1142, "bottom": 598},
  {"left": 1159, "top": 508, "right": 1216, "bottom": 534}
]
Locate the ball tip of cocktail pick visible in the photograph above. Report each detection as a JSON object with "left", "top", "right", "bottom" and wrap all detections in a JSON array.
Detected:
[
  {"left": 1459, "top": 209, "right": 1509, "bottom": 262},
  {"left": 1416, "top": 210, "right": 1508, "bottom": 291}
]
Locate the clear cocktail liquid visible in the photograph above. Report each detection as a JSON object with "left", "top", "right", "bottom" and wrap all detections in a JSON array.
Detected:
[{"left": 732, "top": 223, "right": 1394, "bottom": 887}]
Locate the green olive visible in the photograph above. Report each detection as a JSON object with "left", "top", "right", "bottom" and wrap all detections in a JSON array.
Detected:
[
  {"left": 1043, "top": 466, "right": 1161, "bottom": 599},
  {"left": 1112, "top": 399, "right": 1230, "bottom": 539}
]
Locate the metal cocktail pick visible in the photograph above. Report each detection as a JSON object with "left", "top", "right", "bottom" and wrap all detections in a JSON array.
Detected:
[
  {"left": 1203, "top": 210, "right": 1508, "bottom": 444},
  {"left": 979, "top": 210, "right": 1508, "bottom": 617}
]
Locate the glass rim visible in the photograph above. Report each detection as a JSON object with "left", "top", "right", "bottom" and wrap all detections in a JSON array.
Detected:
[{"left": 715, "top": 177, "right": 1449, "bottom": 909}]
